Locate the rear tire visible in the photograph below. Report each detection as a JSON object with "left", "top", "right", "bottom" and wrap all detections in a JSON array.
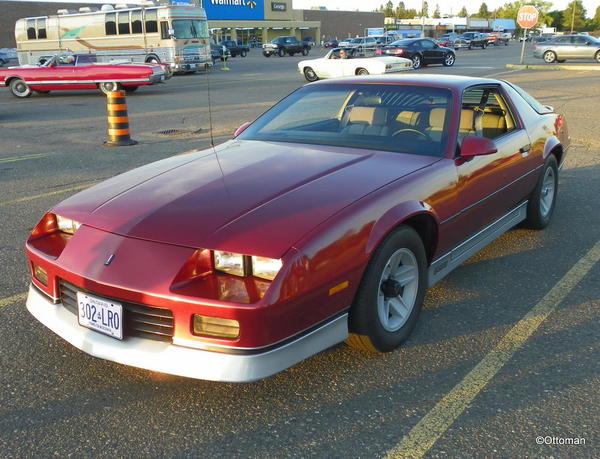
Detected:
[
  {"left": 99, "top": 81, "right": 121, "bottom": 95},
  {"left": 9, "top": 78, "right": 32, "bottom": 98},
  {"left": 356, "top": 68, "right": 369, "bottom": 75},
  {"left": 123, "top": 85, "right": 138, "bottom": 93},
  {"left": 543, "top": 51, "right": 557, "bottom": 63},
  {"left": 595, "top": 51, "right": 600, "bottom": 63},
  {"left": 346, "top": 225, "right": 427, "bottom": 353},
  {"left": 35, "top": 90, "right": 50, "bottom": 95},
  {"left": 524, "top": 155, "right": 558, "bottom": 229},
  {"left": 411, "top": 55, "right": 421, "bottom": 69}
]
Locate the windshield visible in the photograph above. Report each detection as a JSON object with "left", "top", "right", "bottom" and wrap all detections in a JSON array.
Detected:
[
  {"left": 238, "top": 84, "right": 453, "bottom": 157},
  {"left": 172, "top": 20, "right": 208, "bottom": 39}
]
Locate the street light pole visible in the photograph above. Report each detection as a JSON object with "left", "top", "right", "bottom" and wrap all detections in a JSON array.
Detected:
[
  {"left": 570, "top": 1, "right": 576, "bottom": 34},
  {"left": 421, "top": 0, "right": 425, "bottom": 37}
]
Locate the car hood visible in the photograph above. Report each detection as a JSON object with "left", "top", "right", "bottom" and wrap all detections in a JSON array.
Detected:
[{"left": 53, "top": 140, "right": 439, "bottom": 258}]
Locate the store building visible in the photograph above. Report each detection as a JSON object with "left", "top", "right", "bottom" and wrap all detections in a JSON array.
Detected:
[{"left": 202, "top": 0, "right": 320, "bottom": 46}]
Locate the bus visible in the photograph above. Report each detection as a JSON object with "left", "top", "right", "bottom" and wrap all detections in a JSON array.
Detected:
[{"left": 15, "top": 4, "right": 211, "bottom": 73}]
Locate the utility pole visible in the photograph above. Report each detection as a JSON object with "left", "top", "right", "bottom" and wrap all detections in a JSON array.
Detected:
[
  {"left": 421, "top": 0, "right": 425, "bottom": 37},
  {"left": 570, "top": 1, "right": 576, "bottom": 34}
]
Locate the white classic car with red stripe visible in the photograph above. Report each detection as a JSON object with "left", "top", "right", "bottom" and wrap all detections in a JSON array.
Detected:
[{"left": 0, "top": 53, "right": 170, "bottom": 98}]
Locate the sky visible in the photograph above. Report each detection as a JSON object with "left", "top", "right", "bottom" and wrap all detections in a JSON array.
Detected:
[{"left": 292, "top": 1, "right": 599, "bottom": 18}]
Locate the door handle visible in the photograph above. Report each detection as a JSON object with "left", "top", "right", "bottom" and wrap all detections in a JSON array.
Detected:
[{"left": 519, "top": 145, "right": 531, "bottom": 154}]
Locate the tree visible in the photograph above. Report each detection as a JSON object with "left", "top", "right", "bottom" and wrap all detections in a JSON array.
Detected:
[
  {"left": 591, "top": 6, "right": 600, "bottom": 31},
  {"left": 383, "top": 0, "right": 394, "bottom": 17},
  {"left": 458, "top": 6, "right": 468, "bottom": 17},
  {"left": 421, "top": 2, "right": 429, "bottom": 17},
  {"left": 497, "top": 1, "right": 553, "bottom": 32},
  {"left": 433, "top": 4, "right": 441, "bottom": 19},
  {"left": 562, "top": 1, "right": 587, "bottom": 32},
  {"left": 546, "top": 10, "right": 564, "bottom": 30},
  {"left": 478, "top": 3, "right": 491, "bottom": 18},
  {"left": 395, "top": 2, "right": 407, "bottom": 19}
]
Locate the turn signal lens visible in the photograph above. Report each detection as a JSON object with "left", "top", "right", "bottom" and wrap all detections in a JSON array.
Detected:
[
  {"left": 33, "top": 263, "right": 48, "bottom": 286},
  {"left": 214, "top": 251, "right": 246, "bottom": 277},
  {"left": 251, "top": 256, "right": 282, "bottom": 281},
  {"left": 193, "top": 314, "right": 239, "bottom": 339},
  {"left": 56, "top": 215, "right": 81, "bottom": 235}
]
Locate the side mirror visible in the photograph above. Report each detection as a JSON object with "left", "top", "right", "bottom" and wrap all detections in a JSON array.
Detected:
[
  {"left": 460, "top": 136, "right": 498, "bottom": 158},
  {"left": 233, "top": 122, "right": 252, "bottom": 138}
]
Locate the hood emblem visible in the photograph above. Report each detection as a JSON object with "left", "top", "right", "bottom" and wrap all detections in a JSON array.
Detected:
[{"left": 104, "top": 254, "right": 116, "bottom": 266}]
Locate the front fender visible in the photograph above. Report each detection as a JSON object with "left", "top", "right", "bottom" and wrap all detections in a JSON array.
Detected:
[{"left": 366, "top": 201, "right": 440, "bottom": 255}]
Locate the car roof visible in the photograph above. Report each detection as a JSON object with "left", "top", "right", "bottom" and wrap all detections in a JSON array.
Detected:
[{"left": 311, "top": 74, "right": 504, "bottom": 91}]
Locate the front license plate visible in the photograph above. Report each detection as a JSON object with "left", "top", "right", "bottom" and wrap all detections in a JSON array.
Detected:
[
  {"left": 160, "top": 74, "right": 165, "bottom": 81},
  {"left": 77, "top": 292, "right": 123, "bottom": 340}
]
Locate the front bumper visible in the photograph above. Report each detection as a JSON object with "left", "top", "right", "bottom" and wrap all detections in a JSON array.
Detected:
[{"left": 26, "top": 284, "right": 349, "bottom": 382}]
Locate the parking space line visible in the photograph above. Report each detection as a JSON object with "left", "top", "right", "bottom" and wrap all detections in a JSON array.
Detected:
[
  {"left": 0, "top": 153, "right": 49, "bottom": 164},
  {"left": 0, "top": 292, "right": 27, "bottom": 309},
  {"left": 385, "top": 239, "right": 600, "bottom": 459},
  {"left": 0, "top": 183, "right": 95, "bottom": 206}
]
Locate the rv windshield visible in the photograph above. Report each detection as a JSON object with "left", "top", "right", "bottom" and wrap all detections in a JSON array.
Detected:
[{"left": 172, "top": 20, "right": 208, "bottom": 39}]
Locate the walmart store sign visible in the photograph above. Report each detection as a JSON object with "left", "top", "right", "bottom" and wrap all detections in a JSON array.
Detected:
[{"left": 204, "top": 0, "right": 265, "bottom": 20}]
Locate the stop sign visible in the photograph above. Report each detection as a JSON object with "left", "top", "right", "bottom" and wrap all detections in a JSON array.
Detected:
[{"left": 517, "top": 5, "right": 539, "bottom": 29}]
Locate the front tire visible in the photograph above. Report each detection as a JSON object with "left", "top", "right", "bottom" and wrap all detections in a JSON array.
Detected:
[
  {"left": 346, "top": 226, "right": 427, "bottom": 353},
  {"left": 302, "top": 48, "right": 309, "bottom": 56},
  {"left": 277, "top": 48, "right": 285, "bottom": 57},
  {"left": 595, "top": 51, "right": 600, "bottom": 63},
  {"left": 240, "top": 50, "right": 247, "bottom": 57},
  {"left": 9, "top": 78, "right": 32, "bottom": 98},
  {"left": 524, "top": 155, "right": 558, "bottom": 229},
  {"left": 99, "top": 81, "right": 120, "bottom": 95},
  {"left": 123, "top": 85, "right": 138, "bottom": 93},
  {"left": 303, "top": 67, "right": 319, "bottom": 82},
  {"left": 543, "top": 51, "right": 557, "bottom": 63},
  {"left": 443, "top": 53, "right": 455, "bottom": 66}
]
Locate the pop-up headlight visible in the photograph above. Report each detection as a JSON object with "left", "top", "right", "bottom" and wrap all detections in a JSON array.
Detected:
[
  {"left": 213, "top": 251, "right": 282, "bottom": 280},
  {"left": 251, "top": 256, "right": 282, "bottom": 281},
  {"left": 213, "top": 251, "right": 246, "bottom": 277},
  {"left": 56, "top": 215, "right": 81, "bottom": 235}
]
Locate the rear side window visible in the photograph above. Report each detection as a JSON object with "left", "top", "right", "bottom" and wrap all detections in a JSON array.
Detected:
[
  {"left": 37, "top": 19, "right": 47, "bottom": 39},
  {"left": 460, "top": 86, "right": 517, "bottom": 141},
  {"left": 118, "top": 12, "right": 130, "bottom": 35},
  {"left": 131, "top": 10, "right": 143, "bottom": 34}
]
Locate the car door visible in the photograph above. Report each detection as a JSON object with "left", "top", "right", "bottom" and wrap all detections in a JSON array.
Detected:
[
  {"left": 421, "top": 39, "right": 444, "bottom": 63},
  {"left": 573, "top": 36, "right": 597, "bottom": 59},
  {"left": 453, "top": 85, "right": 534, "bottom": 235},
  {"left": 553, "top": 35, "right": 574, "bottom": 58}
]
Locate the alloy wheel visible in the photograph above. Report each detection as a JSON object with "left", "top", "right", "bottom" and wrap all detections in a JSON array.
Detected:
[{"left": 540, "top": 166, "right": 556, "bottom": 218}]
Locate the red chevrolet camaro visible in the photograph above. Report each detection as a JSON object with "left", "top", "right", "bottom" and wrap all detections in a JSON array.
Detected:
[
  {"left": 0, "top": 53, "right": 170, "bottom": 98},
  {"left": 25, "top": 75, "right": 569, "bottom": 382}
]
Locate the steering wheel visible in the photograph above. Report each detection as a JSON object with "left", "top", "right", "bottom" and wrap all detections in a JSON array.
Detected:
[{"left": 392, "top": 128, "right": 430, "bottom": 141}]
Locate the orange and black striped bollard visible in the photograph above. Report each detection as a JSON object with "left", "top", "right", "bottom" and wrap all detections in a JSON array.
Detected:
[{"left": 104, "top": 90, "right": 137, "bottom": 146}]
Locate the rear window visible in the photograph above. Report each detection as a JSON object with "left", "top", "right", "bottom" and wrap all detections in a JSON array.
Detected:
[{"left": 503, "top": 81, "right": 552, "bottom": 114}]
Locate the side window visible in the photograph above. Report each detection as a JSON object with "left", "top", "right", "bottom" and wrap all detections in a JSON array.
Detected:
[
  {"left": 145, "top": 10, "right": 158, "bottom": 34},
  {"left": 555, "top": 36, "right": 571, "bottom": 44},
  {"left": 573, "top": 36, "right": 587, "bottom": 45},
  {"left": 27, "top": 19, "right": 36, "bottom": 40},
  {"left": 421, "top": 40, "right": 435, "bottom": 49},
  {"left": 37, "top": 19, "right": 47, "bottom": 39},
  {"left": 460, "top": 86, "right": 517, "bottom": 141},
  {"left": 105, "top": 13, "right": 117, "bottom": 36},
  {"left": 118, "top": 12, "right": 130, "bottom": 35},
  {"left": 131, "top": 11, "right": 143, "bottom": 34},
  {"left": 160, "top": 21, "right": 169, "bottom": 40}
]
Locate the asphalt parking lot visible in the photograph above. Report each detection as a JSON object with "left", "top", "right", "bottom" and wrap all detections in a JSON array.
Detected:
[{"left": 1, "top": 43, "right": 599, "bottom": 457}]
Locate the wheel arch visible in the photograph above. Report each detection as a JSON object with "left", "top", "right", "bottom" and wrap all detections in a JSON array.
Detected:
[
  {"left": 366, "top": 202, "right": 440, "bottom": 266},
  {"left": 544, "top": 138, "right": 564, "bottom": 166},
  {"left": 145, "top": 54, "right": 160, "bottom": 63}
]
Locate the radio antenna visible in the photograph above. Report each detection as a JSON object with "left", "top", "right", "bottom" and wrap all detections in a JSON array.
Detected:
[{"left": 205, "top": 59, "right": 216, "bottom": 149}]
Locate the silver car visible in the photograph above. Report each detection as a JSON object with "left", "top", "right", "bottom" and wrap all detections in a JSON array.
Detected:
[{"left": 533, "top": 34, "right": 600, "bottom": 63}]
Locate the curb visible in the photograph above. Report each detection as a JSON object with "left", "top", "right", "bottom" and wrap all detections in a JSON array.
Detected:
[{"left": 506, "top": 63, "right": 600, "bottom": 71}]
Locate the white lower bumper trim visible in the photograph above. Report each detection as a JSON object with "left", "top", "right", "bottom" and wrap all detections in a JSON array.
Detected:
[{"left": 26, "top": 285, "right": 349, "bottom": 382}]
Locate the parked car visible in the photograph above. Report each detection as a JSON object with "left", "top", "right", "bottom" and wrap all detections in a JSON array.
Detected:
[
  {"left": 374, "top": 35, "right": 397, "bottom": 46},
  {"left": 488, "top": 32, "right": 510, "bottom": 46},
  {"left": 298, "top": 47, "right": 412, "bottom": 81},
  {"left": 219, "top": 40, "right": 249, "bottom": 57},
  {"left": 0, "top": 53, "right": 169, "bottom": 97},
  {"left": 377, "top": 38, "right": 456, "bottom": 69},
  {"left": 533, "top": 34, "right": 600, "bottom": 63},
  {"left": 437, "top": 33, "right": 459, "bottom": 48},
  {"left": 210, "top": 39, "right": 232, "bottom": 64},
  {"left": 324, "top": 39, "right": 339, "bottom": 48},
  {"left": 346, "top": 36, "right": 378, "bottom": 53},
  {"left": 0, "top": 48, "right": 17, "bottom": 67},
  {"left": 24, "top": 74, "right": 569, "bottom": 382},
  {"left": 263, "top": 36, "right": 310, "bottom": 57},
  {"left": 454, "top": 32, "right": 488, "bottom": 49}
]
